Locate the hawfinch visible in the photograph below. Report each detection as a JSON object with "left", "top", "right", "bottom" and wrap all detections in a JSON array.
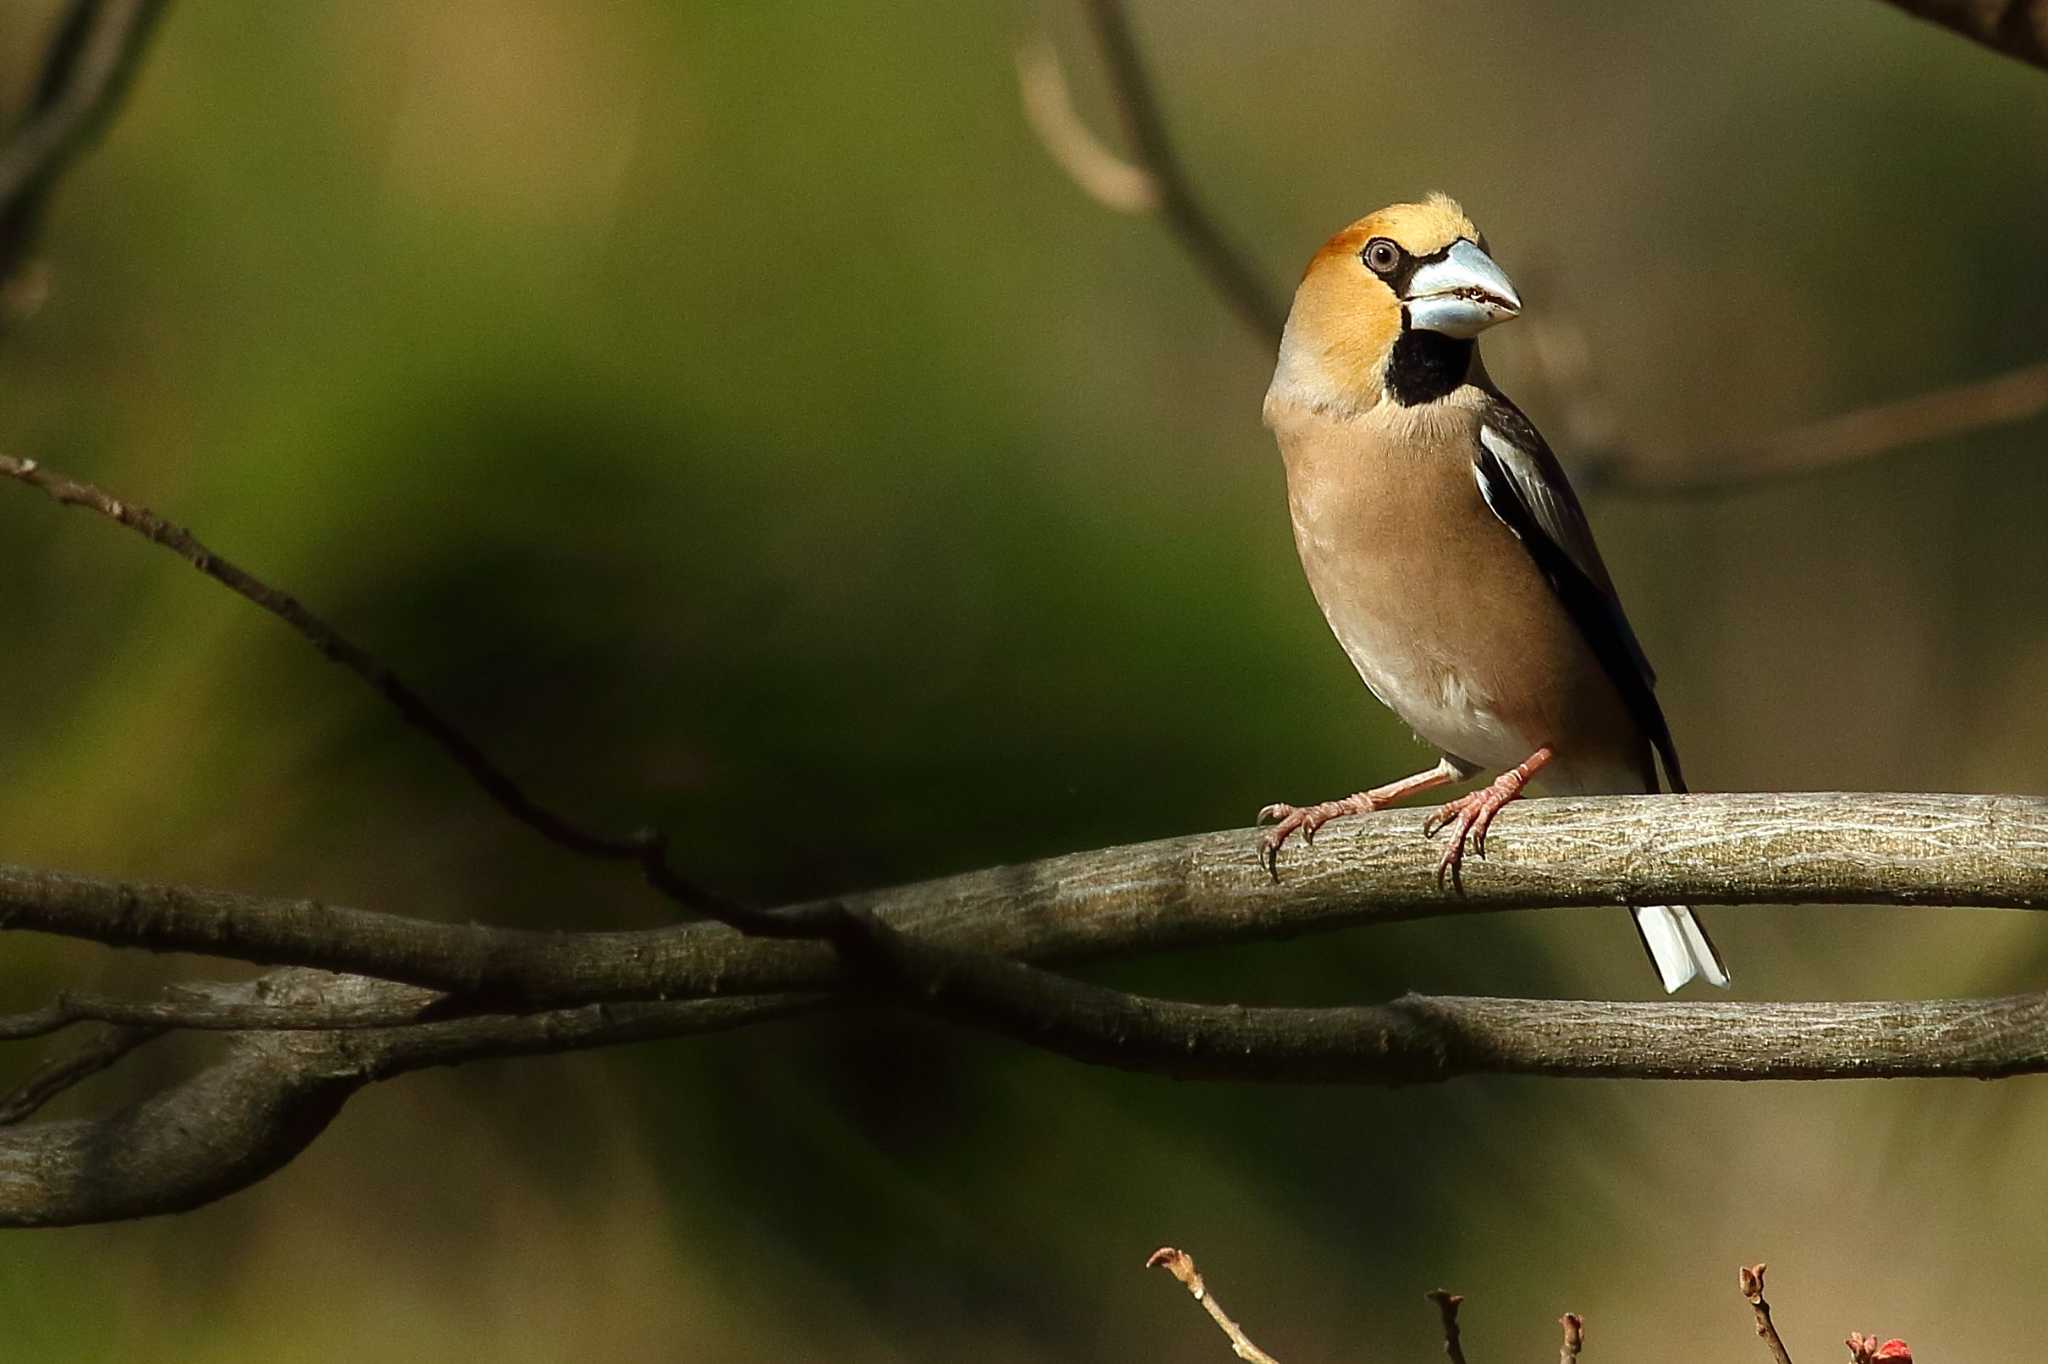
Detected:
[{"left": 1256, "top": 195, "right": 1727, "bottom": 993}]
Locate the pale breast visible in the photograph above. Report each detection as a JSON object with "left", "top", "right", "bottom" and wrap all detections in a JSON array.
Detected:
[{"left": 1271, "top": 394, "right": 1628, "bottom": 777}]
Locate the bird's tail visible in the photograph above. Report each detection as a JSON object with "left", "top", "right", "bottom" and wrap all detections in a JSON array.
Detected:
[{"left": 1631, "top": 905, "right": 1729, "bottom": 993}]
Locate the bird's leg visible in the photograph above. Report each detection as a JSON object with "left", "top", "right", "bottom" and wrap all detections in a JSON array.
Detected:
[
  {"left": 1422, "top": 745, "right": 1555, "bottom": 890},
  {"left": 1258, "top": 757, "right": 1467, "bottom": 879}
]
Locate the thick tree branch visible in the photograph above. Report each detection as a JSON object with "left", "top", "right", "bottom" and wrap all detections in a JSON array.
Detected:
[
  {"left": 0, "top": 791, "right": 2031, "bottom": 1007},
  {"left": 0, "top": 789, "right": 2042, "bottom": 1221},
  {"left": 873, "top": 943, "right": 2048, "bottom": 1084}
]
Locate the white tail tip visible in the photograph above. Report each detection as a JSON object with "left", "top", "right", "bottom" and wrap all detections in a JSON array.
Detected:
[{"left": 1632, "top": 904, "right": 1730, "bottom": 993}]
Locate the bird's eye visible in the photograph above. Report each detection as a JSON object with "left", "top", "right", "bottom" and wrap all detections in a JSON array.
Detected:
[{"left": 1362, "top": 238, "right": 1401, "bottom": 275}]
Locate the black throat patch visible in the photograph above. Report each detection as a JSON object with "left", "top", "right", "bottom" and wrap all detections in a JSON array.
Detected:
[{"left": 1385, "top": 324, "right": 1473, "bottom": 406}]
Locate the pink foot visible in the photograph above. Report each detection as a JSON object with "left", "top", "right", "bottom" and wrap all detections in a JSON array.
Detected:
[
  {"left": 1256, "top": 792, "right": 1379, "bottom": 879},
  {"left": 1421, "top": 745, "right": 1553, "bottom": 890}
]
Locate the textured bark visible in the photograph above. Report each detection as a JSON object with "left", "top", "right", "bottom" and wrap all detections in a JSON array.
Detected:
[
  {"left": 0, "top": 793, "right": 2042, "bottom": 1225},
  {"left": 0, "top": 792, "right": 2038, "bottom": 1007},
  {"left": 0, "top": 972, "right": 817, "bottom": 1226}
]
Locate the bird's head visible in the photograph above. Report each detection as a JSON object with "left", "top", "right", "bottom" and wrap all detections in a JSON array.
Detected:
[{"left": 1268, "top": 194, "right": 1521, "bottom": 417}]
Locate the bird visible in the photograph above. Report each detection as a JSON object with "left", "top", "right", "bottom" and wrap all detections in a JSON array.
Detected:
[{"left": 1255, "top": 194, "right": 1727, "bottom": 993}]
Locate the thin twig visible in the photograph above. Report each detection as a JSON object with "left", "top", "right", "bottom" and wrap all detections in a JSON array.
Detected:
[
  {"left": 1874, "top": 0, "right": 2048, "bottom": 71},
  {"left": 0, "top": 790, "right": 2034, "bottom": 1006},
  {"left": 1031, "top": 3, "right": 2048, "bottom": 494},
  {"left": 0, "top": 453, "right": 824, "bottom": 935},
  {"left": 1047, "top": 0, "right": 1285, "bottom": 338},
  {"left": 1742, "top": 1263, "right": 1795, "bottom": 1364},
  {"left": 1504, "top": 256, "right": 2048, "bottom": 498},
  {"left": 1559, "top": 1311, "right": 1584, "bottom": 1363},
  {"left": 1573, "top": 357, "right": 2048, "bottom": 498},
  {"left": 1147, "top": 1248, "right": 1281, "bottom": 1364},
  {"left": 0, "top": 978, "right": 825, "bottom": 1227},
  {"left": 0, "top": 1023, "right": 165, "bottom": 1125},
  {"left": 1014, "top": 39, "right": 1158, "bottom": 213},
  {"left": 1427, "top": 1289, "right": 1468, "bottom": 1364}
]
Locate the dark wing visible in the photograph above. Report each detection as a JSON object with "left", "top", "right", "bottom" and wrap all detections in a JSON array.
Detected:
[{"left": 1473, "top": 398, "right": 1686, "bottom": 792}]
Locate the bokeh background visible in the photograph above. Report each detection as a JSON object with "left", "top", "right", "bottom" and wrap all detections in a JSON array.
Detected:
[{"left": 0, "top": 1, "right": 2044, "bottom": 1358}]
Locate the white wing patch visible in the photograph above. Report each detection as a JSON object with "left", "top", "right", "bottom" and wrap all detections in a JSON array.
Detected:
[
  {"left": 1470, "top": 438, "right": 1520, "bottom": 533},
  {"left": 1476, "top": 425, "right": 1517, "bottom": 473}
]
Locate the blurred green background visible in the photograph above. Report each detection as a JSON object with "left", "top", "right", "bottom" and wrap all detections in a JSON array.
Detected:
[{"left": 1, "top": 1, "right": 2045, "bottom": 1358}]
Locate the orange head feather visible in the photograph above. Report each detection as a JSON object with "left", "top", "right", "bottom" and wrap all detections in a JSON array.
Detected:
[{"left": 1267, "top": 194, "right": 1493, "bottom": 418}]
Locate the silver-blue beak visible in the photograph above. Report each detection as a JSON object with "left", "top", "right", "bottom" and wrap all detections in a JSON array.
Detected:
[{"left": 1403, "top": 239, "right": 1522, "bottom": 339}]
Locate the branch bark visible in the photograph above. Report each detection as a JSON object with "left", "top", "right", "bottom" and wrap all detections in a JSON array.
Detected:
[
  {"left": 0, "top": 970, "right": 817, "bottom": 1226},
  {"left": 0, "top": 791, "right": 2031, "bottom": 1008},
  {"left": 0, "top": 791, "right": 2044, "bottom": 1223}
]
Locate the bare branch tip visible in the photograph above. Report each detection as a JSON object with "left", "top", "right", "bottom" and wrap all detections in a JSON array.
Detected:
[
  {"left": 1742, "top": 1260, "right": 1794, "bottom": 1364},
  {"left": 1560, "top": 1311, "right": 1584, "bottom": 1360},
  {"left": 1146, "top": 1245, "right": 1277, "bottom": 1362},
  {"left": 1014, "top": 36, "right": 1161, "bottom": 215},
  {"left": 1428, "top": 1287, "right": 1468, "bottom": 1364}
]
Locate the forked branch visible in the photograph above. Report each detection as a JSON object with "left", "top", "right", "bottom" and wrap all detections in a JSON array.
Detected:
[
  {"left": 0, "top": 0, "right": 170, "bottom": 312},
  {"left": 1020, "top": 0, "right": 2048, "bottom": 495}
]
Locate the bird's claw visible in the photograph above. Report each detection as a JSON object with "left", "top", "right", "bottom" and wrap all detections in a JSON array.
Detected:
[
  {"left": 1422, "top": 782, "right": 1515, "bottom": 893},
  {"left": 1256, "top": 804, "right": 1307, "bottom": 882},
  {"left": 1254, "top": 794, "right": 1376, "bottom": 881}
]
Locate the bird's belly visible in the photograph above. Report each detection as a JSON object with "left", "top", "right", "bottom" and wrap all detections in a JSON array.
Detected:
[
  {"left": 1326, "top": 601, "right": 1531, "bottom": 771},
  {"left": 1283, "top": 445, "right": 1620, "bottom": 776}
]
